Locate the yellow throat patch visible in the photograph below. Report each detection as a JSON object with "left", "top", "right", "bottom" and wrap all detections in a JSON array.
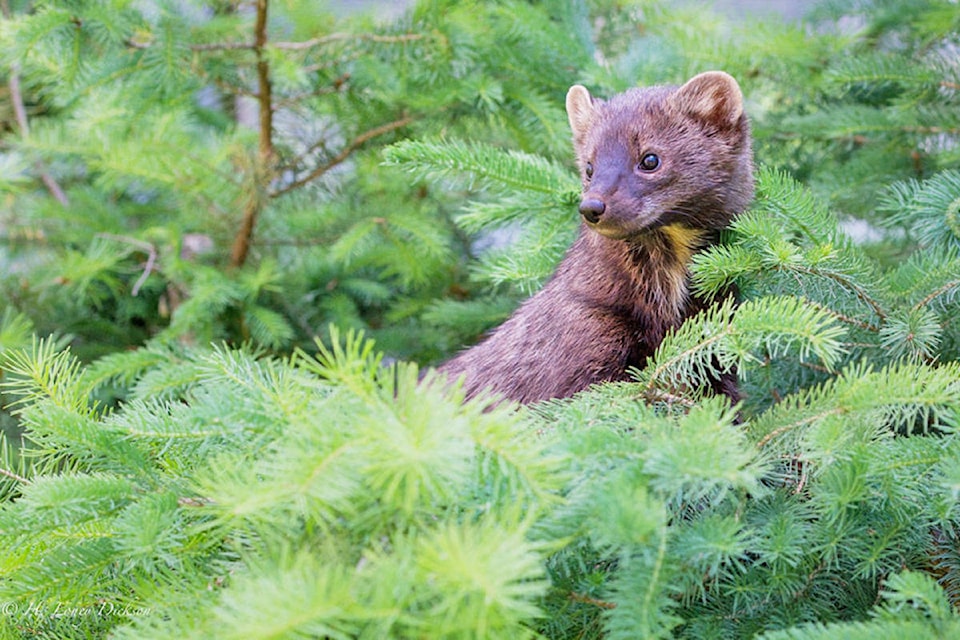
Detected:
[{"left": 660, "top": 224, "right": 706, "bottom": 265}]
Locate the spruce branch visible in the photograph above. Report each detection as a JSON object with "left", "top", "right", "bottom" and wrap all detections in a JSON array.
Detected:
[
  {"left": 643, "top": 326, "right": 729, "bottom": 395},
  {"left": 272, "top": 31, "right": 427, "bottom": 49},
  {"left": 383, "top": 139, "right": 581, "bottom": 196},
  {"left": 913, "top": 278, "right": 960, "bottom": 311},
  {"left": 752, "top": 361, "right": 960, "bottom": 449},
  {"left": 0, "top": 338, "right": 89, "bottom": 415},
  {"left": 96, "top": 234, "right": 158, "bottom": 296},
  {"left": 642, "top": 388, "right": 697, "bottom": 408},
  {"left": 882, "top": 170, "right": 960, "bottom": 250},
  {"left": 805, "top": 299, "right": 880, "bottom": 333},
  {"left": 568, "top": 592, "right": 617, "bottom": 610},
  {"left": 4, "top": 59, "right": 69, "bottom": 206},
  {"left": 296, "top": 326, "right": 384, "bottom": 398},
  {"left": 271, "top": 114, "right": 414, "bottom": 198},
  {"left": 182, "top": 41, "right": 254, "bottom": 51},
  {"left": 272, "top": 72, "right": 350, "bottom": 110},
  {"left": 172, "top": 32, "right": 426, "bottom": 52},
  {"left": 642, "top": 525, "right": 670, "bottom": 626},
  {"left": 0, "top": 466, "right": 30, "bottom": 486},
  {"left": 785, "top": 265, "right": 888, "bottom": 323},
  {"left": 641, "top": 296, "right": 847, "bottom": 396}
]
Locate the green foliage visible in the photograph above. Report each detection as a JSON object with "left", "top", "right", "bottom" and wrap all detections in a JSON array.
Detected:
[
  {"left": 5, "top": 332, "right": 955, "bottom": 638},
  {"left": 384, "top": 138, "right": 580, "bottom": 295},
  {"left": 0, "top": 334, "right": 566, "bottom": 639},
  {"left": 777, "top": 0, "right": 960, "bottom": 217},
  {"left": 2, "top": 0, "right": 960, "bottom": 638},
  {"left": 636, "top": 295, "right": 848, "bottom": 401},
  {"left": 0, "top": 0, "right": 592, "bottom": 363}
]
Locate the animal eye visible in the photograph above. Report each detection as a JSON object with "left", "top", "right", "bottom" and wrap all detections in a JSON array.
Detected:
[
  {"left": 638, "top": 153, "right": 660, "bottom": 172},
  {"left": 585, "top": 162, "right": 594, "bottom": 179}
]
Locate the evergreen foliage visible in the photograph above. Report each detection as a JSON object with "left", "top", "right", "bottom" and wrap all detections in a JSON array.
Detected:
[
  {"left": 0, "top": 0, "right": 592, "bottom": 363},
  {"left": 1, "top": 0, "right": 960, "bottom": 639},
  {"left": 0, "top": 333, "right": 566, "bottom": 639}
]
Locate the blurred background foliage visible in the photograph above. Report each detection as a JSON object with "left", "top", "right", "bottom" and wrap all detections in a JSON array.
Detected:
[
  {"left": 1, "top": 0, "right": 956, "bottom": 366},
  {"left": 2, "top": 1, "right": 960, "bottom": 638}
]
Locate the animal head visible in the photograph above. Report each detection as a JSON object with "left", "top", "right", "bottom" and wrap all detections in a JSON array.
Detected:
[{"left": 565, "top": 71, "right": 753, "bottom": 241}]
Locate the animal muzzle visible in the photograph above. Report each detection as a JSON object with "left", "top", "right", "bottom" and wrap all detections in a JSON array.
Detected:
[{"left": 578, "top": 197, "right": 606, "bottom": 224}]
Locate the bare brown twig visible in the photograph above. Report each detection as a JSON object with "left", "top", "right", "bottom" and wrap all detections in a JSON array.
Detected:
[
  {"left": 97, "top": 233, "right": 158, "bottom": 296},
  {"left": 913, "top": 278, "right": 960, "bottom": 312},
  {"left": 0, "top": 466, "right": 30, "bottom": 485},
  {"left": 4, "top": 48, "right": 69, "bottom": 206},
  {"left": 133, "top": 31, "right": 425, "bottom": 53},
  {"left": 271, "top": 115, "right": 413, "bottom": 198},
  {"left": 272, "top": 32, "right": 425, "bottom": 50}
]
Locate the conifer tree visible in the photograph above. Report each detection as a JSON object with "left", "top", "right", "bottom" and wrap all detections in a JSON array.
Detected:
[
  {"left": 2, "top": 1, "right": 960, "bottom": 639},
  {"left": 0, "top": 0, "right": 591, "bottom": 363}
]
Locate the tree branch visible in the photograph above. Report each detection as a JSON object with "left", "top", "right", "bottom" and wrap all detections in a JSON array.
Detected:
[
  {"left": 785, "top": 265, "right": 887, "bottom": 322},
  {"left": 272, "top": 72, "right": 350, "bottom": 110},
  {"left": 97, "top": 233, "right": 158, "bottom": 296},
  {"left": 756, "top": 408, "right": 844, "bottom": 448},
  {"left": 272, "top": 32, "right": 426, "bottom": 50},
  {"left": 568, "top": 591, "right": 617, "bottom": 610},
  {"left": 0, "top": 466, "right": 30, "bottom": 486},
  {"left": 804, "top": 298, "right": 880, "bottom": 333},
  {"left": 6, "top": 60, "right": 69, "bottom": 206},
  {"left": 271, "top": 115, "right": 413, "bottom": 198},
  {"left": 913, "top": 278, "right": 960, "bottom": 312},
  {"left": 135, "top": 31, "right": 425, "bottom": 53}
]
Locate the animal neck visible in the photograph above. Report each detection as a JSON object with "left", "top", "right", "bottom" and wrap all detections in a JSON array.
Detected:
[{"left": 572, "top": 223, "right": 709, "bottom": 322}]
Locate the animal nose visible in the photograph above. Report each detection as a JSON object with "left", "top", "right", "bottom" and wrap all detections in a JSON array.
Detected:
[{"left": 579, "top": 198, "right": 606, "bottom": 224}]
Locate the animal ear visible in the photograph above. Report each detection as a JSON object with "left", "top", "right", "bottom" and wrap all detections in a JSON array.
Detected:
[
  {"left": 566, "top": 85, "right": 596, "bottom": 145},
  {"left": 673, "top": 71, "right": 744, "bottom": 128}
]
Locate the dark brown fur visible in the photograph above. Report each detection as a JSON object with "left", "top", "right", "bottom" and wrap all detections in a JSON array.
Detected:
[{"left": 438, "top": 72, "right": 754, "bottom": 404}]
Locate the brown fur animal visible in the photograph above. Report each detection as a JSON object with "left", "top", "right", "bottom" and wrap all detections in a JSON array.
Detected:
[{"left": 438, "top": 71, "right": 754, "bottom": 404}]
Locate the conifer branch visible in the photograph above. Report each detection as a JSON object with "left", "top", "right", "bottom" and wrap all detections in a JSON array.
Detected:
[
  {"left": 644, "top": 331, "right": 730, "bottom": 393},
  {"left": 384, "top": 139, "right": 580, "bottom": 195},
  {"left": 180, "top": 32, "right": 426, "bottom": 52},
  {"left": 272, "top": 32, "right": 427, "bottom": 49},
  {"left": 806, "top": 299, "right": 880, "bottom": 332},
  {"left": 187, "top": 41, "right": 255, "bottom": 51},
  {"left": 901, "top": 126, "right": 960, "bottom": 135},
  {"left": 5, "top": 60, "right": 69, "bottom": 206},
  {"left": 303, "top": 54, "right": 363, "bottom": 74},
  {"left": 913, "top": 278, "right": 960, "bottom": 311},
  {"left": 272, "top": 72, "right": 350, "bottom": 110},
  {"left": 798, "top": 360, "right": 835, "bottom": 374},
  {"left": 270, "top": 115, "right": 413, "bottom": 197},
  {"left": 755, "top": 408, "right": 845, "bottom": 448},
  {"left": 643, "top": 388, "right": 697, "bottom": 408},
  {"left": 569, "top": 591, "right": 617, "bottom": 609},
  {"left": 786, "top": 265, "right": 887, "bottom": 322},
  {"left": 643, "top": 526, "right": 669, "bottom": 619},
  {"left": 95, "top": 234, "right": 158, "bottom": 296},
  {"left": 0, "top": 466, "right": 30, "bottom": 485}
]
